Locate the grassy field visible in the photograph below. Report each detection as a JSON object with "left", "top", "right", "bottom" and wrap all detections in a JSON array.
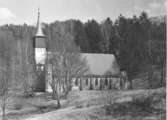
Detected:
[
  {"left": 0, "top": 92, "right": 67, "bottom": 120},
  {"left": 0, "top": 87, "right": 165, "bottom": 120}
]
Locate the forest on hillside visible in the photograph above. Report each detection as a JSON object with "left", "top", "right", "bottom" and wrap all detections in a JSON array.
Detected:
[{"left": 0, "top": 12, "right": 165, "bottom": 89}]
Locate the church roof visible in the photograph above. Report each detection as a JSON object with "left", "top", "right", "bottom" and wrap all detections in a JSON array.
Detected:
[
  {"left": 81, "top": 53, "right": 120, "bottom": 76},
  {"left": 35, "top": 8, "right": 45, "bottom": 37},
  {"left": 46, "top": 52, "right": 120, "bottom": 76}
]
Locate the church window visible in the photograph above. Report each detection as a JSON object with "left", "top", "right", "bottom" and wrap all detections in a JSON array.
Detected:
[
  {"left": 105, "top": 78, "right": 108, "bottom": 86},
  {"left": 95, "top": 78, "right": 98, "bottom": 86},
  {"left": 75, "top": 78, "right": 78, "bottom": 85},
  {"left": 86, "top": 78, "right": 88, "bottom": 85}
]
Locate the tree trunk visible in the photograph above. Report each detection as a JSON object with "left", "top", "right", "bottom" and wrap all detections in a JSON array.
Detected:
[
  {"left": 2, "top": 106, "right": 5, "bottom": 120},
  {"left": 56, "top": 80, "right": 61, "bottom": 108},
  {"left": 64, "top": 77, "right": 69, "bottom": 98},
  {"left": 160, "top": 66, "right": 164, "bottom": 87},
  {"left": 2, "top": 96, "right": 6, "bottom": 120},
  {"left": 148, "top": 65, "right": 153, "bottom": 89},
  {"left": 51, "top": 76, "right": 57, "bottom": 99},
  {"left": 126, "top": 72, "right": 132, "bottom": 89},
  {"left": 51, "top": 85, "right": 56, "bottom": 99},
  {"left": 52, "top": 91, "right": 56, "bottom": 100},
  {"left": 57, "top": 95, "right": 61, "bottom": 108},
  {"left": 129, "top": 79, "right": 133, "bottom": 89}
]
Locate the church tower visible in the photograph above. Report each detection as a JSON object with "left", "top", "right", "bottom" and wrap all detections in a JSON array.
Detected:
[{"left": 34, "top": 8, "right": 46, "bottom": 92}]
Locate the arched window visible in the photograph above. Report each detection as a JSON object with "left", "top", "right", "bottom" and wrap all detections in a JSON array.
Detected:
[
  {"left": 86, "top": 78, "right": 89, "bottom": 85},
  {"left": 75, "top": 78, "right": 78, "bottom": 86},
  {"left": 95, "top": 78, "right": 98, "bottom": 86},
  {"left": 105, "top": 78, "right": 108, "bottom": 86}
]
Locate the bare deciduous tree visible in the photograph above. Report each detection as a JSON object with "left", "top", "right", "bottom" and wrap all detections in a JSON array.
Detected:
[
  {"left": 0, "top": 30, "right": 14, "bottom": 120},
  {"left": 20, "top": 31, "right": 35, "bottom": 96},
  {"left": 47, "top": 32, "right": 88, "bottom": 108}
]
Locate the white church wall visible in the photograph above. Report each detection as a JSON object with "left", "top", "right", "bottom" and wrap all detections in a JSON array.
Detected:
[{"left": 35, "top": 48, "right": 46, "bottom": 64}]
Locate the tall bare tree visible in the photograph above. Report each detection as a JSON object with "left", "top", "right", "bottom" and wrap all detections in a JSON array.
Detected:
[
  {"left": 19, "top": 27, "right": 36, "bottom": 96},
  {"left": 0, "top": 30, "right": 14, "bottom": 120},
  {"left": 47, "top": 29, "right": 88, "bottom": 107}
]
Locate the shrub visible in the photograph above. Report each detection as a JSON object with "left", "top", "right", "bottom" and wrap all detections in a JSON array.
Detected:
[
  {"left": 104, "top": 105, "right": 112, "bottom": 115},
  {"left": 104, "top": 89, "right": 165, "bottom": 117},
  {"left": 75, "top": 101, "right": 91, "bottom": 109},
  {"left": 131, "top": 95, "right": 153, "bottom": 112},
  {"left": 13, "top": 104, "right": 23, "bottom": 110},
  {"left": 23, "top": 91, "right": 35, "bottom": 98},
  {"left": 132, "top": 89, "right": 165, "bottom": 109},
  {"left": 75, "top": 104, "right": 83, "bottom": 109},
  {"left": 104, "top": 102, "right": 130, "bottom": 116}
]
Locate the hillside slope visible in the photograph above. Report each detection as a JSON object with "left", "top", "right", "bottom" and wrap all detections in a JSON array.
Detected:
[{"left": 26, "top": 87, "right": 166, "bottom": 120}]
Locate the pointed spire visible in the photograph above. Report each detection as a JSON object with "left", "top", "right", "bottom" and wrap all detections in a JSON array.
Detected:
[{"left": 35, "top": 8, "right": 45, "bottom": 37}]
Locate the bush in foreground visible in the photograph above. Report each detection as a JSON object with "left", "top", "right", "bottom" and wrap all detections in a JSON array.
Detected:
[{"left": 104, "top": 90, "right": 166, "bottom": 118}]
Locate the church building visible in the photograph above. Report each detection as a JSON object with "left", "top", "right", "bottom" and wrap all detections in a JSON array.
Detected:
[{"left": 33, "top": 9, "right": 128, "bottom": 92}]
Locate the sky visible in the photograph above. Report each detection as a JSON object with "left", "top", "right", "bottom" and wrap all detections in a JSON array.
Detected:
[{"left": 0, "top": 0, "right": 166, "bottom": 25}]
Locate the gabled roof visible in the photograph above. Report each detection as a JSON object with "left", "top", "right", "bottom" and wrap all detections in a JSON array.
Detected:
[
  {"left": 81, "top": 53, "right": 120, "bottom": 76},
  {"left": 46, "top": 52, "right": 120, "bottom": 76}
]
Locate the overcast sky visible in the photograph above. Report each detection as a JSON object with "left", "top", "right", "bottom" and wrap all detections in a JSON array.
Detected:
[{"left": 0, "top": 0, "right": 166, "bottom": 25}]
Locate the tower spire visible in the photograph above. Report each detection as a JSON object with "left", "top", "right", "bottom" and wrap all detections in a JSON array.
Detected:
[{"left": 36, "top": 8, "right": 44, "bottom": 37}]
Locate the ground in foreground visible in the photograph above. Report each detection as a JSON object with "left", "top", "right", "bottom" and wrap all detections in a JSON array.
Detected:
[{"left": 1, "top": 87, "right": 166, "bottom": 120}]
